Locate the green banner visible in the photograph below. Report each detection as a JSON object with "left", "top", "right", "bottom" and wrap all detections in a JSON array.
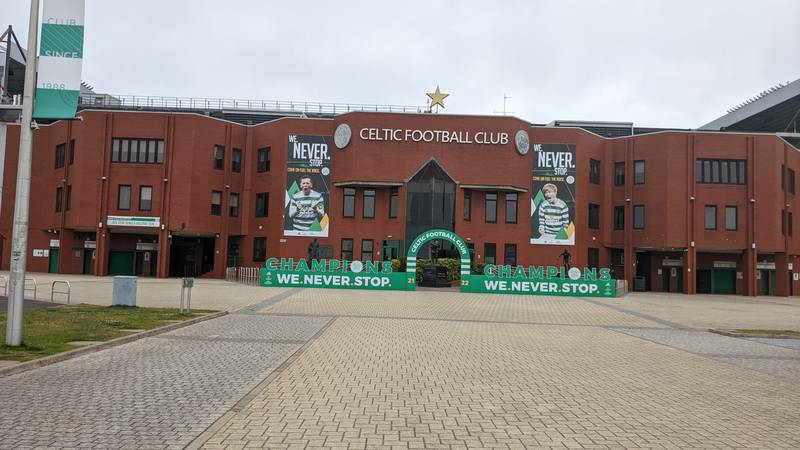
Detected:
[
  {"left": 261, "top": 268, "right": 414, "bottom": 291},
  {"left": 33, "top": 0, "right": 85, "bottom": 119},
  {"left": 461, "top": 274, "right": 616, "bottom": 297}
]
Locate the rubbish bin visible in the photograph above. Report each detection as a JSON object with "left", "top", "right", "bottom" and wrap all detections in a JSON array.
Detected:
[
  {"left": 112, "top": 276, "right": 138, "bottom": 306},
  {"left": 633, "top": 276, "right": 646, "bottom": 292}
]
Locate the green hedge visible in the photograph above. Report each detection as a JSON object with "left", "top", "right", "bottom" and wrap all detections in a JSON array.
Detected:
[{"left": 391, "top": 257, "right": 486, "bottom": 282}]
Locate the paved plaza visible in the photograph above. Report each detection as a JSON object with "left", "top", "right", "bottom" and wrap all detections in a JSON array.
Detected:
[{"left": 1, "top": 279, "right": 800, "bottom": 448}]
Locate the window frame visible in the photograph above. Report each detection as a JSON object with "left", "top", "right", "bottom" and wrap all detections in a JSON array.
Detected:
[
  {"left": 117, "top": 185, "right": 132, "bottom": 211},
  {"left": 505, "top": 193, "right": 518, "bottom": 224},
  {"left": 484, "top": 243, "right": 496, "bottom": 265},
  {"left": 363, "top": 189, "right": 376, "bottom": 219},
  {"left": 213, "top": 145, "right": 225, "bottom": 170},
  {"left": 588, "top": 203, "right": 600, "bottom": 229},
  {"left": 231, "top": 148, "right": 242, "bottom": 173},
  {"left": 255, "top": 192, "right": 268, "bottom": 218},
  {"left": 613, "top": 206, "right": 625, "bottom": 230},
  {"left": 343, "top": 188, "right": 355, "bottom": 218},
  {"left": 696, "top": 159, "right": 747, "bottom": 184},
  {"left": 704, "top": 205, "right": 717, "bottom": 230},
  {"left": 614, "top": 162, "right": 625, "bottom": 186},
  {"left": 633, "top": 204, "right": 645, "bottom": 229},
  {"left": 252, "top": 237, "right": 267, "bottom": 262},
  {"left": 229, "top": 192, "right": 240, "bottom": 217},
  {"left": 725, "top": 206, "right": 737, "bottom": 231},
  {"left": 54, "top": 143, "right": 66, "bottom": 169},
  {"left": 65, "top": 185, "right": 72, "bottom": 211},
  {"left": 55, "top": 187, "right": 63, "bottom": 212},
  {"left": 110, "top": 138, "right": 165, "bottom": 164},
  {"left": 633, "top": 160, "right": 645, "bottom": 184},
  {"left": 361, "top": 239, "right": 374, "bottom": 262},
  {"left": 68, "top": 140, "right": 75, "bottom": 165},
  {"left": 139, "top": 185, "right": 153, "bottom": 211},
  {"left": 341, "top": 238, "right": 354, "bottom": 261},
  {"left": 463, "top": 190, "right": 472, "bottom": 221},
  {"left": 503, "top": 243, "right": 517, "bottom": 266},
  {"left": 257, "top": 147, "right": 271, "bottom": 173},
  {"left": 485, "top": 192, "right": 498, "bottom": 223},
  {"left": 389, "top": 187, "right": 398, "bottom": 218},
  {"left": 589, "top": 159, "right": 601, "bottom": 185},
  {"left": 211, "top": 190, "right": 222, "bottom": 216}
]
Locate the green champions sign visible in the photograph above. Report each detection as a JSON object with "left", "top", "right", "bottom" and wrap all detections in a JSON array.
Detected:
[
  {"left": 261, "top": 258, "right": 414, "bottom": 291},
  {"left": 461, "top": 265, "right": 617, "bottom": 297}
]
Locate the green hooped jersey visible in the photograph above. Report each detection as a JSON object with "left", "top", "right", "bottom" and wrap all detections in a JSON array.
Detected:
[
  {"left": 539, "top": 199, "right": 569, "bottom": 235},
  {"left": 290, "top": 191, "right": 323, "bottom": 231}
]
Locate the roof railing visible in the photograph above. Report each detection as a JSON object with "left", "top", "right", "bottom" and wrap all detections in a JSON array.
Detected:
[{"left": 77, "top": 94, "right": 427, "bottom": 115}]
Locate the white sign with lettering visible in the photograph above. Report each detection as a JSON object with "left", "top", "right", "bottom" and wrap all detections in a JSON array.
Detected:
[{"left": 359, "top": 128, "right": 509, "bottom": 145}]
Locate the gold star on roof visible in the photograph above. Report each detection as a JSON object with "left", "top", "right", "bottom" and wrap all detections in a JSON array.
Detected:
[{"left": 426, "top": 85, "right": 449, "bottom": 110}]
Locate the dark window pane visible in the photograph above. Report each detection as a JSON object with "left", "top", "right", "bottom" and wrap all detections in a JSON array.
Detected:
[
  {"left": 252, "top": 237, "right": 267, "bottom": 262},
  {"left": 343, "top": 188, "right": 355, "bottom": 218},
  {"left": 341, "top": 238, "right": 354, "bottom": 260},
  {"left": 504, "top": 244, "right": 517, "bottom": 266},
  {"left": 703, "top": 160, "right": 711, "bottom": 182},
  {"left": 363, "top": 189, "right": 375, "bottom": 218},
  {"left": 634, "top": 160, "right": 645, "bottom": 184},
  {"left": 211, "top": 190, "right": 222, "bottom": 215},
  {"left": 589, "top": 159, "right": 601, "bottom": 185},
  {"left": 112, "top": 139, "right": 120, "bottom": 162},
  {"left": 614, "top": 162, "right": 625, "bottom": 186},
  {"left": 157, "top": 141, "right": 164, "bottom": 163},
  {"left": 463, "top": 190, "right": 471, "bottom": 221},
  {"left": 389, "top": 187, "right": 398, "bottom": 218},
  {"left": 213, "top": 145, "right": 224, "bottom": 170},
  {"left": 118, "top": 185, "right": 131, "bottom": 210},
  {"left": 485, "top": 192, "right": 497, "bottom": 223},
  {"left": 484, "top": 243, "right": 496, "bottom": 265},
  {"left": 69, "top": 140, "right": 75, "bottom": 165},
  {"left": 738, "top": 161, "right": 745, "bottom": 184},
  {"left": 139, "top": 186, "right": 152, "bottom": 211},
  {"left": 361, "top": 239, "right": 374, "bottom": 262},
  {"left": 229, "top": 193, "right": 239, "bottom": 217},
  {"left": 505, "top": 193, "right": 517, "bottom": 223},
  {"left": 633, "top": 205, "right": 645, "bottom": 229},
  {"left": 232, "top": 149, "right": 242, "bottom": 173},
  {"left": 705, "top": 205, "right": 716, "bottom": 230},
  {"left": 695, "top": 160, "right": 702, "bottom": 183},
  {"left": 725, "top": 206, "right": 737, "bottom": 231},
  {"left": 589, "top": 203, "right": 600, "bottom": 229},
  {"left": 55, "top": 187, "right": 63, "bottom": 212},
  {"left": 588, "top": 248, "right": 600, "bottom": 269},
  {"left": 614, "top": 206, "right": 624, "bottom": 230},
  {"left": 729, "top": 161, "right": 738, "bottom": 184}
]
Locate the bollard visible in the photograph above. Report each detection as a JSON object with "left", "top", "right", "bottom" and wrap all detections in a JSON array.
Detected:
[{"left": 180, "top": 277, "right": 194, "bottom": 313}]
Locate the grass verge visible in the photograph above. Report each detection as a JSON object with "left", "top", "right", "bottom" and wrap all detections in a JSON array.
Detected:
[{"left": 0, "top": 304, "right": 214, "bottom": 362}]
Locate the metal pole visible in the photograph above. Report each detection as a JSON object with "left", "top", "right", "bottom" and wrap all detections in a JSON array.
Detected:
[{"left": 6, "top": 0, "right": 40, "bottom": 346}]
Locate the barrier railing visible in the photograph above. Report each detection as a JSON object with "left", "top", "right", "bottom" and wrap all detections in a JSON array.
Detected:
[
  {"left": 50, "top": 280, "right": 71, "bottom": 304},
  {"left": 0, "top": 275, "right": 7, "bottom": 296},
  {"left": 225, "top": 267, "right": 261, "bottom": 286},
  {"left": 24, "top": 277, "right": 37, "bottom": 300}
]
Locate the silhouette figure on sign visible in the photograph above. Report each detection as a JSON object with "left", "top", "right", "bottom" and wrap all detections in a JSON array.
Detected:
[
  {"left": 559, "top": 249, "right": 572, "bottom": 271},
  {"left": 308, "top": 238, "right": 320, "bottom": 261}
]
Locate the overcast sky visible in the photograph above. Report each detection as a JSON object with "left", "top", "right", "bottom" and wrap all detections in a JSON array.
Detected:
[{"left": 5, "top": 0, "right": 799, "bottom": 128}]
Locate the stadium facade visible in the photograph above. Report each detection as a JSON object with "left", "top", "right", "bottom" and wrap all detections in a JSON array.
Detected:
[{"left": 2, "top": 79, "right": 800, "bottom": 296}]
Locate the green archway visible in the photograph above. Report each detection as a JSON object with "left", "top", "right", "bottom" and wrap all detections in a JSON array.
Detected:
[{"left": 406, "top": 229, "right": 471, "bottom": 283}]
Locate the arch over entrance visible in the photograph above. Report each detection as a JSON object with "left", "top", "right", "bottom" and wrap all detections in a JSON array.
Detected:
[{"left": 406, "top": 229, "right": 471, "bottom": 280}]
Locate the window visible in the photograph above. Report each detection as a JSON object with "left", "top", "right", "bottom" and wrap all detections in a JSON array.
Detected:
[
  {"left": 484, "top": 243, "right": 496, "bottom": 265},
  {"left": 363, "top": 189, "right": 375, "bottom": 218},
  {"left": 213, "top": 145, "right": 224, "bottom": 170},
  {"left": 65, "top": 185, "right": 72, "bottom": 211},
  {"left": 634, "top": 160, "right": 645, "bottom": 184},
  {"left": 463, "top": 190, "right": 471, "bottom": 221},
  {"left": 231, "top": 148, "right": 242, "bottom": 173},
  {"left": 705, "top": 205, "right": 717, "bottom": 230},
  {"left": 55, "top": 143, "right": 66, "bottom": 169},
  {"left": 257, "top": 147, "right": 270, "bottom": 172},
  {"left": 139, "top": 186, "right": 152, "bottom": 211},
  {"left": 343, "top": 188, "right": 355, "bottom": 218},
  {"left": 725, "top": 206, "right": 737, "bottom": 231},
  {"left": 389, "top": 187, "right": 398, "bottom": 218},
  {"left": 361, "top": 239, "right": 374, "bottom": 262},
  {"left": 589, "top": 159, "right": 601, "bottom": 185},
  {"left": 614, "top": 206, "right": 624, "bottom": 230},
  {"left": 790, "top": 212, "right": 794, "bottom": 237},
  {"left": 255, "top": 192, "right": 268, "bottom": 217},
  {"left": 614, "top": 162, "right": 625, "bottom": 186},
  {"left": 211, "top": 190, "right": 222, "bottom": 215},
  {"left": 118, "top": 185, "right": 131, "bottom": 210},
  {"left": 789, "top": 168, "right": 796, "bottom": 194},
  {"left": 341, "top": 239, "right": 354, "bottom": 260},
  {"left": 111, "top": 138, "right": 164, "bottom": 164},
  {"left": 781, "top": 210, "right": 792, "bottom": 236},
  {"left": 69, "top": 140, "right": 75, "bottom": 165},
  {"left": 504, "top": 244, "right": 517, "bottom": 266},
  {"left": 588, "top": 203, "right": 600, "bottom": 229},
  {"left": 485, "top": 192, "right": 497, "bottom": 223},
  {"left": 633, "top": 205, "right": 645, "bottom": 229},
  {"left": 611, "top": 249, "right": 624, "bottom": 266},
  {"left": 252, "top": 237, "right": 267, "bottom": 262},
  {"left": 505, "top": 193, "right": 518, "bottom": 223},
  {"left": 229, "top": 193, "right": 240, "bottom": 217},
  {"left": 55, "top": 187, "right": 63, "bottom": 212},
  {"left": 696, "top": 159, "right": 746, "bottom": 184},
  {"left": 588, "top": 248, "right": 600, "bottom": 269}
]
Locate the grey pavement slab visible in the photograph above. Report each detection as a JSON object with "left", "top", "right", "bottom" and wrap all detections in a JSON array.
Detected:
[
  {"left": 613, "top": 327, "right": 800, "bottom": 381},
  {"left": 0, "top": 313, "right": 331, "bottom": 449},
  {"left": 0, "top": 296, "right": 60, "bottom": 311}
]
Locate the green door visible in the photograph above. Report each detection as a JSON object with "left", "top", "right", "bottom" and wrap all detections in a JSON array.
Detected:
[
  {"left": 108, "top": 251, "right": 134, "bottom": 275},
  {"left": 711, "top": 268, "right": 736, "bottom": 294},
  {"left": 83, "top": 249, "right": 94, "bottom": 274},
  {"left": 48, "top": 248, "right": 60, "bottom": 273}
]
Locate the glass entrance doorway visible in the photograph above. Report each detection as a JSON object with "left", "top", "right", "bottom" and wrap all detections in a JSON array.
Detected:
[{"left": 404, "top": 160, "right": 456, "bottom": 258}]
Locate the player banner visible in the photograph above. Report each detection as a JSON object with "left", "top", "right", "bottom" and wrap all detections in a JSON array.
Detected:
[
  {"left": 284, "top": 135, "right": 332, "bottom": 237},
  {"left": 530, "top": 143, "right": 576, "bottom": 245}
]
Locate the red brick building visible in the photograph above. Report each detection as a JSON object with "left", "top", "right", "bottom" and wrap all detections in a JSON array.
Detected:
[{"left": 2, "top": 102, "right": 800, "bottom": 296}]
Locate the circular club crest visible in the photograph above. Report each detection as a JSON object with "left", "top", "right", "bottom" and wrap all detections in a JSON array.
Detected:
[
  {"left": 514, "top": 130, "right": 530, "bottom": 155},
  {"left": 568, "top": 267, "right": 582, "bottom": 280},
  {"left": 334, "top": 123, "right": 352, "bottom": 149}
]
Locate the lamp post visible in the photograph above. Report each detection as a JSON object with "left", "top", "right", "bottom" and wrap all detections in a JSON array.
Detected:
[{"left": 6, "top": 0, "right": 39, "bottom": 346}]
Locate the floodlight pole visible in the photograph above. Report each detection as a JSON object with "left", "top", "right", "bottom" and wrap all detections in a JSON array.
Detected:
[{"left": 6, "top": 0, "right": 40, "bottom": 346}]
